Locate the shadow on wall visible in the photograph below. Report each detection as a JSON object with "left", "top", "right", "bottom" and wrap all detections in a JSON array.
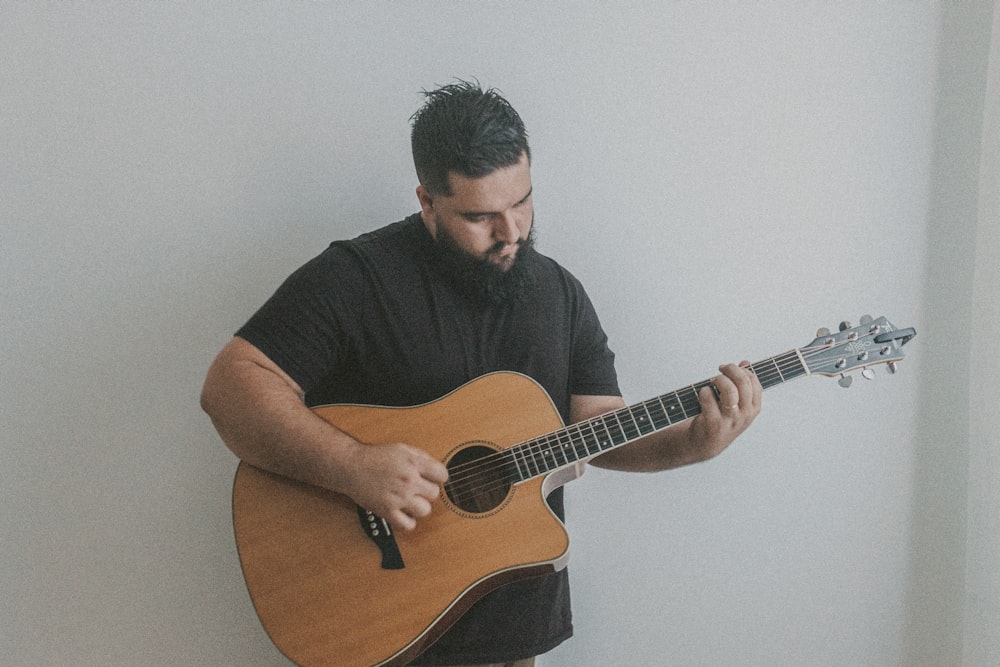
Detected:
[{"left": 903, "top": 2, "right": 995, "bottom": 664}]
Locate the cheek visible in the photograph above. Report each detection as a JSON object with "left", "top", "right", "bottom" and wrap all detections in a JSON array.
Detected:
[
  {"left": 449, "top": 222, "right": 495, "bottom": 254},
  {"left": 471, "top": 225, "right": 499, "bottom": 249},
  {"left": 519, "top": 212, "right": 534, "bottom": 237}
]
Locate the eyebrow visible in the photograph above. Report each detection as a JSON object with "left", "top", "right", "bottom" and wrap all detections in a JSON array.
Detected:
[{"left": 459, "top": 187, "right": 533, "bottom": 218}]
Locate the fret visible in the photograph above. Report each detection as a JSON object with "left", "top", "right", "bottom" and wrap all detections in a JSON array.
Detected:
[
  {"left": 571, "top": 422, "right": 590, "bottom": 459},
  {"left": 666, "top": 389, "right": 690, "bottom": 420},
  {"left": 540, "top": 443, "right": 558, "bottom": 472},
  {"left": 641, "top": 398, "right": 670, "bottom": 430},
  {"left": 614, "top": 409, "right": 640, "bottom": 442},
  {"left": 522, "top": 442, "right": 541, "bottom": 478},
  {"left": 766, "top": 356, "right": 786, "bottom": 383},
  {"left": 752, "top": 356, "right": 786, "bottom": 390},
  {"left": 510, "top": 445, "right": 529, "bottom": 481},
  {"left": 626, "top": 404, "right": 652, "bottom": 438},
  {"left": 604, "top": 412, "right": 628, "bottom": 448},
  {"left": 781, "top": 350, "right": 808, "bottom": 381},
  {"left": 541, "top": 434, "right": 559, "bottom": 471},
  {"left": 592, "top": 414, "right": 618, "bottom": 451},
  {"left": 568, "top": 422, "right": 594, "bottom": 460},
  {"left": 645, "top": 397, "right": 674, "bottom": 429},
  {"left": 503, "top": 348, "right": 812, "bottom": 483},
  {"left": 578, "top": 420, "right": 604, "bottom": 457},
  {"left": 683, "top": 388, "right": 702, "bottom": 418},
  {"left": 630, "top": 402, "right": 657, "bottom": 436},
  {"left": 499, "top": 450, "right": 521, "bottom": 485},
  {"left": 551, "top": 431, "right": 572, "bottom": 468},
  {"left": 754, "top": 351, "right": 805, "bottom": 389}
]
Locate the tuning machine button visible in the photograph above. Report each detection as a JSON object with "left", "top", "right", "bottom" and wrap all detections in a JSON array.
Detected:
[
  {"left": 838, "top": 375, "right": 853, "bottom": 388},
  {"left": 862, "top": 368, "right": 875, "bottom": 380},
  {"left": 886, "top": 362, "right": 898, "bottom": 374},
  {"left": 839, "top": 321, "right": 852, "bottom": 332},
  {"left": 816, "top": 327, "right": 831, "bottom": 338}
]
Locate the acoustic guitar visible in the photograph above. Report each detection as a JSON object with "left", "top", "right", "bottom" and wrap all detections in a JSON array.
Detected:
[{"left": 231, "top": 315, "right": 915, "bottom": 666}]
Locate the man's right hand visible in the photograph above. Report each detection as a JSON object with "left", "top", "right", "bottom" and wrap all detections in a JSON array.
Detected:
[{"left": 342, "top": 441, "right": 449, "bottom": 531}]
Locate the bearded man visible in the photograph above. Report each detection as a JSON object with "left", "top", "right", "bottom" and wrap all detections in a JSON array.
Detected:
[{"left": 201, "top": 80, "right": 761, "bottom": 666}]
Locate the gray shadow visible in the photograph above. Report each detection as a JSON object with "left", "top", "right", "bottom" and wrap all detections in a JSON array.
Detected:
[{"left": 903, "top": 2, "right": 995, "bottom": 664}]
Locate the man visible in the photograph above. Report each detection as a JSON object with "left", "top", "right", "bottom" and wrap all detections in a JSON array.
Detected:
[{"left": 201, "top": 81, "right": 761, "bottom": 666}]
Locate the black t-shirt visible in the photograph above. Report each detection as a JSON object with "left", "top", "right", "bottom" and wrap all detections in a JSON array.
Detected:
[{"left": 237, "top": 214, "right": 620, "bottom": 664}]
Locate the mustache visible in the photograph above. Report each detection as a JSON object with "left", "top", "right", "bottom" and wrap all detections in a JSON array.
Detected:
[
  {"left": 486, "top": 239, "right": 520, "bottom": 255},
  {"left": 486, "top": 228, "right": 535, "bottom": 256}
]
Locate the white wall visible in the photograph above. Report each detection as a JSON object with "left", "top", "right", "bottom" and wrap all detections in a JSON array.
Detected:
[{"left": 3, "top": 2, "right": 991, "bottom": 665}]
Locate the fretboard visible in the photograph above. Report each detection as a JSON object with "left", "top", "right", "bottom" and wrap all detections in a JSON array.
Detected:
[{"left": 503, "top": 349, "right": 808, "bottom": 482}]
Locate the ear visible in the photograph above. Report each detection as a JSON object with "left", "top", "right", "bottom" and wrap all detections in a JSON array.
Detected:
[{"left": 416, "top": 185, "right": 437, "bottom": 238}]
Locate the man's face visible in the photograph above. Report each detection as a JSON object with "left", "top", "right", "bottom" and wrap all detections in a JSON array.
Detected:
[{"left": 417, "top": 152, "right": 534, "bottom": 272}]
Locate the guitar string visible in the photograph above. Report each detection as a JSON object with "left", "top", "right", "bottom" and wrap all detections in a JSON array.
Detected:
[
  {"left": 443, "top": 351, "right": 814, "bottom": 507},
  {"left": 444, "top": 346, "right": 838, "bottom": 505},
  {"left": 442, "top": 346, "right": 823, "bottom": 505},
  {"left": 444, "top": 346, "right": 809, "bottom": 483},
  {"left": 444, "top": 337, "right": 883, "bottom": 506}
]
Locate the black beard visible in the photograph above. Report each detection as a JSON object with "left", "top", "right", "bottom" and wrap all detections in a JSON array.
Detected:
[{"left": 431, "top": 226, "right": 537, "bottom": 306}]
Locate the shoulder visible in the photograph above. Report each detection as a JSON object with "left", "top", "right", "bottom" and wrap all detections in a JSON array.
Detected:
[
  {"left": 526, "top": 249, "right": 595, "bottom": 307},
  {"left": 294, "top": 214, "right": 429, "bottom": 283},
  {"left": 338, "top": 214, "right": 429, "bottom": 259}
]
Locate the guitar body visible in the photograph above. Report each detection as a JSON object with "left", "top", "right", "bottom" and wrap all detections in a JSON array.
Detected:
[{"left": 232, "top": 372, "right": 573, "bottom": 667}]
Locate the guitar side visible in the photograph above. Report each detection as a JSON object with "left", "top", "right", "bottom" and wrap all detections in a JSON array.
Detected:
[{"left": 232, "top": 372, "right": 573, "bottom": 667}]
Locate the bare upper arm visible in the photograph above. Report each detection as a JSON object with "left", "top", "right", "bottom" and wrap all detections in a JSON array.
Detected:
[
  {"left": 569, "top": 393, "right": 626, "bottom": 425},
  {"left": 202, "top": 336, "right": 305, "bottom": 407}
]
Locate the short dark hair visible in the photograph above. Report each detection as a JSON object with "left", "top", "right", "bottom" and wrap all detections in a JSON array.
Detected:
[{"left": 410, "top": 80, "right": 531, "bottom": 196}]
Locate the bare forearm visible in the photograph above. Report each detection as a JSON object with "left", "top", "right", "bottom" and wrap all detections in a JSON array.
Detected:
[
  {"left": 201, "top": 337, "right": 449, "bottom": 530},
  {"left": 588, "top": 420, "right": 715, "bottom": 472},
  {"left": 583, "top": 362, "right": 763, "bottom": 473}
]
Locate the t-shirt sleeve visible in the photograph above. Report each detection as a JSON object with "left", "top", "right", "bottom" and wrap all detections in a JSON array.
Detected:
[
  {"left": 235, "top": 244, "right": 362, "bottom": 394},
  {"left": 567, "top": 279, "right": 621, "bottom": 398}
]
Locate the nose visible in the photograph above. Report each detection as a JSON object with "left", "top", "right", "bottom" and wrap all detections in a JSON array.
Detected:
[{"left": 493, "top": 212, "right": 520, "bottom": 245}]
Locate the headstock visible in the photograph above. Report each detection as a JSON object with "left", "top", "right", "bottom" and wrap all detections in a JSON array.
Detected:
[{"left": 801, "top": 315, "right": 916, "bottom": 387}]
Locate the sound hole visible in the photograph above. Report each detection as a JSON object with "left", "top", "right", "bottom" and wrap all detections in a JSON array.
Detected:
[{"left": 444, "top": 444, "right": 512, "bottom": 514}]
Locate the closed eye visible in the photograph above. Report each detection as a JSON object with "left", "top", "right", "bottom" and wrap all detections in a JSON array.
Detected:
[{"left": 458, "top": 187, "right": 532, "bottom": 223}]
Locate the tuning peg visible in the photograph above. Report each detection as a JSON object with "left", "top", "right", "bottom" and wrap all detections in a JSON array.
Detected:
[
  {"left": 839, "top": 321, "right": 852, "bottom": 332},
  {"left": 838, "top": 375, "right": 853, "bottom": 388},
  {"left": 860, "top": 315, "right": 873, "bottom": 325},
  {"left": 862, "top": 368, "right": 875, "bottom": 380},
  {"left": 816, "top": 327, "right": 831, "bottom": 338},
  {"left": 886, "top": 362, "right": 898, "bottom": 374}
]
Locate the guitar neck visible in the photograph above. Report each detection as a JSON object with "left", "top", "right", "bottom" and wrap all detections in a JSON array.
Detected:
[{"left": 505, "top": 349, "right": 808, "bottom": 482}]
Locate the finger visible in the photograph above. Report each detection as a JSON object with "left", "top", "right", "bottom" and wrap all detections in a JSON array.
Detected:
[
  {"left": 711, "top": 370, "right": 740, "bottom": 412},
  {"left": 415, "top": 477, "right": 443, "bottom": 504},
  {"left": 420, "top": 457, "right": 449, "bottom": 485},
  {"left": 388, "top": 509, "right": 417, "bottom": 532},
  {"left": 746, "top": 364, "right": 763, "bottom": 408},
  {"left": 403, "top": 446, "right": 449, "bottom": 484},
  {"left": 734, "top": 361, "right": 763, "bottom": 408},
  {"left": 720, "top": 363, "right": 759, "bottom": 408},
  {"left": 698, "top": 384, "right": 721, "bottom": 414},
  {"left": 407, "top": 495, "right": 433, "bottom": 518},
  {"left": 719, "top": 363, "right": 749, "bottom": 388}
]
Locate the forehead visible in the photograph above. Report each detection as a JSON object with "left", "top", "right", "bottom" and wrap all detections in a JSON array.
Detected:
[{"left": 444, "top": 153, "right": 532, "bottom": 211}]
